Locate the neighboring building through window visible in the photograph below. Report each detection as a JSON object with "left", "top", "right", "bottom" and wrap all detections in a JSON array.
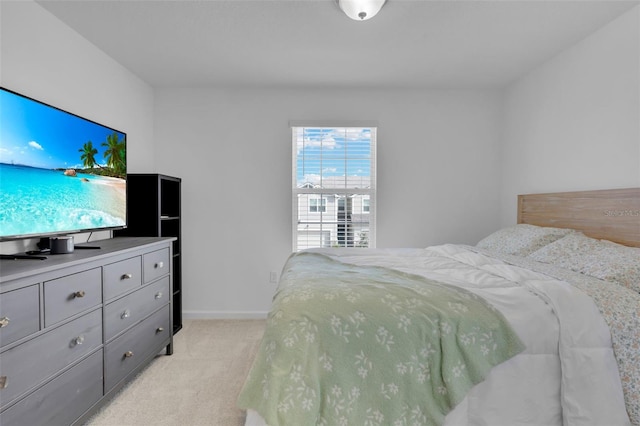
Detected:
[
  {"left": 310, "top": 197, "right": 327, "bottom": 213},
  {"left": 292, "top": 125, "right": 377, "bottom": 251}
]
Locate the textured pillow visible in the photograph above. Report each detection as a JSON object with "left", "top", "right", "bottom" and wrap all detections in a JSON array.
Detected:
[
  {"left": 528, "top": 233, "right": 640, "bottom": 294},
  {"left": 476, "top": 224, "right": 576, "bottom": 256}
]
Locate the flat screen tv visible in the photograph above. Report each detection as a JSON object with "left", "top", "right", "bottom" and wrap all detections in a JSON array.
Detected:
[{"left": 0, "top": 87, "right": 127, "bottom": 242}]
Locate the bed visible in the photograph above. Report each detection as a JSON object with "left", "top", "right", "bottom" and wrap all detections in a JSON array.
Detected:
[{"left": 238, "top": 188, "right": 640, "bottom": 426}]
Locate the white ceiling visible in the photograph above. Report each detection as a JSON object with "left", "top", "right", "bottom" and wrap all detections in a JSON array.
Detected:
[{"left": 36, "top": 0, "right": 639, "bottom": 89}]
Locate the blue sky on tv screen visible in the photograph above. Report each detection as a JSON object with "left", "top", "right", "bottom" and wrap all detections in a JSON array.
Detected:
[{"left": 0, "top": 89, "right": 125, "bottom": 170}]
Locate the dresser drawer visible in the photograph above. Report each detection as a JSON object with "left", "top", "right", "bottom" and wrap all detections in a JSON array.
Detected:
[
  {"left": 143, "top": 248, "right": 170, "bottom": 284},
  {"left": 104, "top": 304, "right": 170, "bottom": 392},
  {"left": 104, "top": 276, "right": 171, "bottom": 342},
  {"left": 103, "top": 256, "right": 142, "bottom": 301},
  {"left": 44, "top": 268, "right": 101, "bottom": 327},
  {"left": 0, "top": 350, "right": 103, "bottom": 426},
  {"left": 0, "top": 285, "right": 40, "bottom": 349},
  {"left": 0, "top": 309, "right": 102, "bottom": 408}
]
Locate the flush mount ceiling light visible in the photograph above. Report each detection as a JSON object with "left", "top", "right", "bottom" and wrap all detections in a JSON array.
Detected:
[{"left": 336, "top": 0, "right": 387, "bottom": 21}]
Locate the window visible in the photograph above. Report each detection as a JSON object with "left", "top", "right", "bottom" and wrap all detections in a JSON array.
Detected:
[
  {"left": 292, "top": 125, "right": 376, "bottom": 251},
  {"left": 310, "top": 197, "right": 326, "bottom": 213}
]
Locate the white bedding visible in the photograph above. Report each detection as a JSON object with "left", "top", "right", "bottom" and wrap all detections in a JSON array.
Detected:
[{"left": 243, "top": 244, "right": 632, "bottom": 425}]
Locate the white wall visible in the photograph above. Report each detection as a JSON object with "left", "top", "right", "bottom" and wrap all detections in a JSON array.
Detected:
[
  {"left": 0, "top": 1, "right": 155, "bottom": 254},
  {"left": 3, "top": 1, "right": 638, "bottom": 318},
  {"left": 500, "top": 6, "right": 640, "bottom": 225},
  {"left": 154, "top": 88, "right": 503, "bottom": 317}
]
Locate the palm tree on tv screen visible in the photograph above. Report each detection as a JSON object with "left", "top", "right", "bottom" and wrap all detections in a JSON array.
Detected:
[
  {"left": 102, "top": 132, "right": 126, "bottom": 178},
  {"left": 79, "top": 140, "right": 99, "bottom": 169}
]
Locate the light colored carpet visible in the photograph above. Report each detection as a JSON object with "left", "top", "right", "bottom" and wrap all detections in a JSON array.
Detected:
[{"left": 85, "top": 319, "right": 266, "bottom": 426}]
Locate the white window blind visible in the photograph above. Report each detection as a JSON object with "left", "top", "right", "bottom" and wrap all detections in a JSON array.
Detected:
[{"left": 292, "top": 126, "right": 376, "bottom": 251}]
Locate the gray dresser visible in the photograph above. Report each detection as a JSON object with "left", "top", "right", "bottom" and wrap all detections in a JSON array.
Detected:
[{"left": 0, "top": 237, "right": 175, "bottom": 426}]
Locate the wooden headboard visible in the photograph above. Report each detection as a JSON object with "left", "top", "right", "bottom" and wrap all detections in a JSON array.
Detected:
[{"left": 518, "top": 187, "right": 640, "bottom": 248}]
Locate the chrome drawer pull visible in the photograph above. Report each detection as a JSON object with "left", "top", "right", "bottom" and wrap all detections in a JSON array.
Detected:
[
  {"left": 155, "top": 261, "right": 164, "bottom": 269},
  {"left": 156, "top": 327, "right": 164, "bottom": 333},
  {"left": 0, "top": 376, "right": 7, "bottom": 389},
  {"left": 121, "top": 273, "right": 133, "bottom": 280},
  {"left": 155, "top": 292, "right": 163, "bottom": 300},
  {"left": 121, "top": 309, "right": 131, "bottom": 319},
  {"left": 74, "top": 335, "right": 85, "bottom": 346},
  {"left": 73, "top": 290, "right": 86, "bottom": 298},
  {"left": 0, "top": 317, "right": 9, "bottom": 328},
  {"left": 124, "top": 351, "right": 134, "bottom": 358}
]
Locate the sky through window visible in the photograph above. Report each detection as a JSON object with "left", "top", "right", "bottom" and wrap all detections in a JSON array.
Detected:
[{"left": 295, "top": 127, "right": 372, "bottom": 188}]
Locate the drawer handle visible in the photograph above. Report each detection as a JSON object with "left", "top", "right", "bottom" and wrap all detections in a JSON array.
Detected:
[
  {"left": 73, "top": 290, "right": 86, "bottom": 298},
  {"left": 0, "top": 317, "right": 9, "bottom": 328},
  {"left": 121, "top": 273, "right": 133, "bottom": 280},
  {"left": 155, "top": 261, "right": 164, "bottom": 269},
  {"left": 156, "top": 327, "right": 164, "bottom": 333},
  {"left": 121, "top": 309, "right": 131, "bottom": 319},
  {"left": 0, "top": 376, "right": 7, "bottom": 389},
  {"left": 155, "top": 292, "right": 163, "bottom": 300},
  {"left": 74, "top": 335, "right": 85, "bottom": 346},
  {"left": 124, "top": 351, "right": 134, "bottom": 358}
]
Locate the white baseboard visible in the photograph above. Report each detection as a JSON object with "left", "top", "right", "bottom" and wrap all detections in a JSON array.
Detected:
[{"left": 183, "top": 310, "right": 268, "bottom": 320}]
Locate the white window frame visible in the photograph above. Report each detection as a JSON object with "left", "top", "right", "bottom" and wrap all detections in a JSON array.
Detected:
[{"left": 291, "top": 122, "right": 377, "bottom": 251}]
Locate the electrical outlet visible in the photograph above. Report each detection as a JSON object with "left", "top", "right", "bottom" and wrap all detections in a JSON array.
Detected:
[{"left": 269, "top": 271, "right": 278, "bottom": 283}]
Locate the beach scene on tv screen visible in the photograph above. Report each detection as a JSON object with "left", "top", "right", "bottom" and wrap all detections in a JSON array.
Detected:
[{"left": 0, "top": 89, "right": 127, "bottom": 238}]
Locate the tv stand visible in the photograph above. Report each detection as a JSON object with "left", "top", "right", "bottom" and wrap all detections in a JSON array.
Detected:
[{"left": 0, "top": 237, "right": 175, "bottom": 426}]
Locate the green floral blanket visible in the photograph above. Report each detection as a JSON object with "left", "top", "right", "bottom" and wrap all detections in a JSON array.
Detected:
[{"left": 237, "top": 252, "right": 524, "bottom": 426}]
